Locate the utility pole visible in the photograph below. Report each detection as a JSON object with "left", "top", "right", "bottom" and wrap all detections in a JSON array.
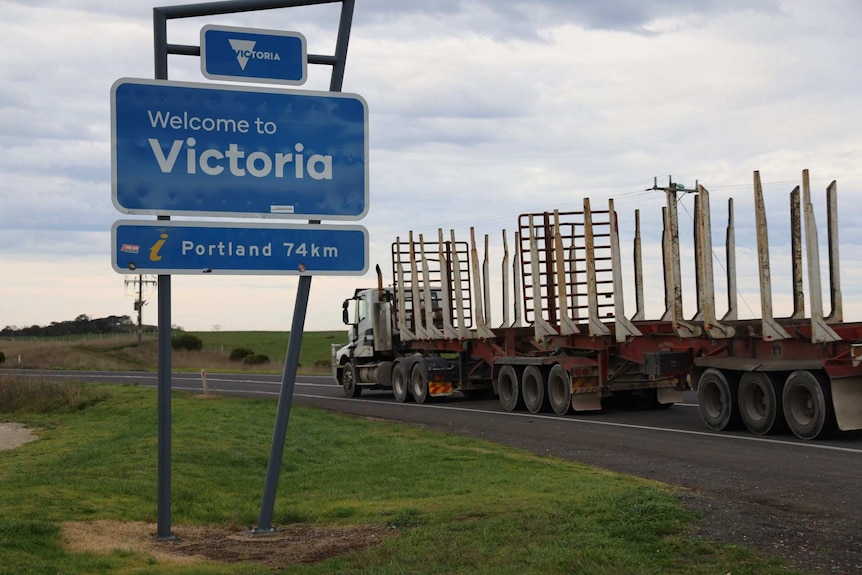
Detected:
[
  {"left": 646, "top": 175, "right": 699, "bottom": 195},
  {"left": 125, "top": 275, "right": 158, "bottom": 343}
]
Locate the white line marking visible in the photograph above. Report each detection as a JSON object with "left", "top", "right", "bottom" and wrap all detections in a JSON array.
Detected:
[{"left": 294, "top": 393, "right": 862, "bottom": 455}]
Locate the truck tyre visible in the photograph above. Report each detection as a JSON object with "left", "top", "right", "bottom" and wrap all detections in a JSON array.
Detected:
[
  {"left": 392, "top": 361, "right": 410, "bottom": 403},
  {"left": 410, "top": 362, "right": 430, "bottom": 404},
  {"left": 547, "top": 364, "right": 572, "bottom": 415},
  {"left": 522, "top": 365, "right": 549, "bottom": 414},
  {"left": 342, "top": 362, "right": 361, "bottom": 398},
  {"left": 697, "top": 368, "right": 741, "bottom": 431},
  {"left": 497, "top": 365, "right": 523, "bottom": 411},
  {"left": 738, "top": 372, "right": 786, "bottom": 435},
  {"left": 782, "top": 370, "right": 837, "bottom": 440}
]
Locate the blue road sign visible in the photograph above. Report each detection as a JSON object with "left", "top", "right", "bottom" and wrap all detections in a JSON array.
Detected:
[
  {"left": 200, "top": 25, "right": 307, "bottom": 85},
  {"left": 111, "top": 79, "right": 368, "bottom": 220},
  {"left": 112, "top": 220, "right": 368, "bottom": 275}
]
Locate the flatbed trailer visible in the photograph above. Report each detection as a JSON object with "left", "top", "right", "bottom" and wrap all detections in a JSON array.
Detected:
[{"left": 334, "top": 170, "right": 862, "bottom": 440}]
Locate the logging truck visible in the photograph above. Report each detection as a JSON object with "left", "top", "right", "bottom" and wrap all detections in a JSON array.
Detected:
[{"left": 333, "top": 170, "right": 862, "bottom": 440}]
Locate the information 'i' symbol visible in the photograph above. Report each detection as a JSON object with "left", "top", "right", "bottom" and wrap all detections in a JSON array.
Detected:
[{"left": 149, "top": 234, "right": 169, "bottom": 261}]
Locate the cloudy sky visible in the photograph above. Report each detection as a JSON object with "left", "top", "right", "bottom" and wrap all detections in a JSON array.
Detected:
[{"left": 2, "top": 0, "right": 862, "bottom": 333}]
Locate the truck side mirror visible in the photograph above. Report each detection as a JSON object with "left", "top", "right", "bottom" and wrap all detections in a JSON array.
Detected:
[{"left": 342, "top": 299, "right": 350, "bottom": 325}]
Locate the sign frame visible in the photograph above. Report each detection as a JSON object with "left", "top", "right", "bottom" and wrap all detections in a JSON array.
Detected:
[
  {"left": 200, "top": 24, "right": 308, "bottom": 85},
  {"left": 112, "top": 219, "right": 369, "bottom": 276},
  {"left": 111, "top": 78, "right": 369, "bottom": 221}
]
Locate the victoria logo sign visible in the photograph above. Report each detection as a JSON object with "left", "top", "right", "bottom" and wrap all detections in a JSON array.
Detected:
[{"left": 201, "top": 25, "right": 306, "bottom": 85}]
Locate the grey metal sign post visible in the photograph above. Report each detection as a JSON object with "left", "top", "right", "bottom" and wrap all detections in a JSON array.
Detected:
[{"left": 149, "top": 0, "right": 356, "bottom": 540}]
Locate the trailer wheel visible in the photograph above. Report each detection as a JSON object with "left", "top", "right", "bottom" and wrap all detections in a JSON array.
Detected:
[
  {"left": 497, "top": 365, "right": 523, "bottom": 412},
  {"left": 392, "top": 361, "right": 410, "bottom": 403},
  {"left": 697, "top": 368, "right": 741, "bottom": 431},
  {"left": 410, "top": 362, "right": 430, "bottom": 404},
  {"left": 547, "top": 364, "right": 572, "bottom": 415},
  {"left": 782, "top": 370, "right": 837, "bottom": 440},
  {"left": 738, "top": 372, "right": 786, "bottom": 435},
  {"left": 341, "top": 362, "right": 361, "bottom": 398},
  {"left": 522, "top": 365, "right": 549, "bottom": 414}
]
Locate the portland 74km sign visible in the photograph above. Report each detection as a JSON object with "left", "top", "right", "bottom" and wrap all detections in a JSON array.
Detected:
[
  {"left": 111, "top": 78, "right": 368, "bottom": 220},
  {"left": 113, "top": 220, "right": 368, "bottom": 275}
]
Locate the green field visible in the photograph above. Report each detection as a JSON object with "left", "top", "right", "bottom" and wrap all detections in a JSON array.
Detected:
[
  {"left": 0, "top": 378, "right": 804, "bottom": 574},
  {"left": 188, "top": 330, "right": 347, "bottom": 369},
  {"left": 0, "top": 330, "right": 348, "bottom": 374}
]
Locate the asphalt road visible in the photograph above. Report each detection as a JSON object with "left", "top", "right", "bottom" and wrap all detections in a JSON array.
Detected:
[{"left": 4, "top": 369, "right": 862, "bottom": 572}]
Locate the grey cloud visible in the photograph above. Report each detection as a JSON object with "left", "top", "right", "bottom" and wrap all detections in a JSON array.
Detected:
[
  {"left": 5, "top": 1, "right": 782, "bottom": 39},
  {"left": 358, "top": 0, "right": 783, "bottom": 38}
]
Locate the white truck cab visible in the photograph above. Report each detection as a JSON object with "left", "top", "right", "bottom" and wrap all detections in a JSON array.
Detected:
[{"left": 332, "top": 287, "right": 395, "bottom": 395}]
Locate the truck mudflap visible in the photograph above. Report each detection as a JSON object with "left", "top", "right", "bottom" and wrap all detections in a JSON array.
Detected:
[
  {"left": 572, "top": 388, "right": 601, "bottom": 411},
  {"left": 831, "top": 376, "right": 862, "bottom": 431},
  {"left": 428, "top": 379, "right": 454, "bottom": 397},
  {"left": 421, "top": 356, "right": 457, "bottom": 398},
  {"left": 657, "top": 388, "right": 684, "bottom": 405}
]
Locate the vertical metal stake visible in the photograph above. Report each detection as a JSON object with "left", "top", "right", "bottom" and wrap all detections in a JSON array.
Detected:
[
  {"left": 255, "top": 275, "right": 312, "bottom": 532},
  {"left": 156, "top": 274, "right": 172, "bottom": 540},
  {"left": 153, "top": 7, "right": 172, "bottom": 542}
]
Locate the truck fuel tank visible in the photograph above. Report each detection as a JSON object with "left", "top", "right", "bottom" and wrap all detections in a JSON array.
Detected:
[{"left": 643, "top": 351, "right": 691, "bottom": 376}]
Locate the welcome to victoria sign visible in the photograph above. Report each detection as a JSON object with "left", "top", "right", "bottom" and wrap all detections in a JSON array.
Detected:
[{"left": 111, "top": 78, "right": 368, "bottom": 220}]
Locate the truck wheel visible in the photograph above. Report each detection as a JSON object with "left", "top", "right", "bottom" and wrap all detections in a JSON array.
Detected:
[
  {"left": 522, "top": 365, "right": 549, "bottom": 414},
  {"left": 547, "top": 364, "right": 571, "bottom": 415},
  {"left": 392, "top": 361, "right": 410, "bottom": 403},
  {"left": 497, "top": 365, "right": 523, "bottom": 411},
  {"left": 410, "top": 363, "right": 429, "bottom": 404},
  {"left": 697, "top": 368, "right": 741, "bottom": 431},
  {"left": 342, "top": 362, "right": 361, "bottom": 398},
  {"left": 738, "top": 372, "right": 786, "bottom": 435},
  {"left": 782, "top": 370, "right": 837, "bottom": 440}
]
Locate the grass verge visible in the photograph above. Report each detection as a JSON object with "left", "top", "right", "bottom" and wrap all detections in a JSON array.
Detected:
[{"left": 0, "top": 380, "right": 804, "bottom": 574}]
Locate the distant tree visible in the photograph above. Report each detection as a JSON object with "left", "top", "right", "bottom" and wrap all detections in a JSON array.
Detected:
[
  {"left": 2, "top": 315, "right": 138, "bottom": 337},
  {"left": 0, "top": 351, "right": 5, "bottom": 364}
]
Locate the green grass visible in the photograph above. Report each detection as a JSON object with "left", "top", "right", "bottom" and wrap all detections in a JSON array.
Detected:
[{"left": 0, "top": 381, "right": 805, "bottom": 574}]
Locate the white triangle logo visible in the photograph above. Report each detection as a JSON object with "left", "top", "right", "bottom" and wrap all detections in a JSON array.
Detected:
[{"left": 229, "top": 39, "right": 256, "bottom": 70}]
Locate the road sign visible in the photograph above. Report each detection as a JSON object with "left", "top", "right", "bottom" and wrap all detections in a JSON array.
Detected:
[
  {"left": 112, "top": 220, "right": 368, "bottom": 275},
  {"left": 200, "top": 25, "right": 307, "bottom": 85},
  {"left": 111, "top": 78, "right": 368, "bottom": 220}
]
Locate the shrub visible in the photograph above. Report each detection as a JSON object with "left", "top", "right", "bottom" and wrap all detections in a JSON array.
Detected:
[
  {"left": 0, "top": 377, "right": 108, "bottom": 413},
  {"left": 171, "top": 333, "right": 203, "bottom": 352},
  {"left": 229, "top": 348, "right": 254, "bottom": 361},
  {"left": 243, "top": 353, "right": 270, "bottom": 365},
  {"left": 0, "top": 351, "right": 5, "bottom": 364}
]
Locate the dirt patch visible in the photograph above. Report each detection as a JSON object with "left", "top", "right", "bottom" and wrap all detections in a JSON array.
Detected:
[
  {"left": 0, "top": 422, "right": 37, "bottom": 450},
  {"left": 62, "top": 520, "right": 395, "bottom": 570}
]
